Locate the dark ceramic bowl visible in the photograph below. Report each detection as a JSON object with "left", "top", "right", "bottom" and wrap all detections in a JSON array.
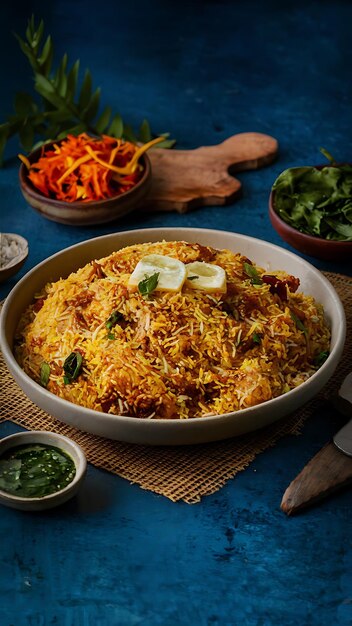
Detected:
[
  {"left": 269, "top": 176, "right": 352, "bottom": 262},
  {"left": 19, "top": 141, "right": 152, "bottom": 226}
]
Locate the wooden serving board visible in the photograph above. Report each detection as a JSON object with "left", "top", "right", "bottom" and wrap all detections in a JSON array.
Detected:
[{"left": 145, "top": 132, "right": 278, "bottom": 213}]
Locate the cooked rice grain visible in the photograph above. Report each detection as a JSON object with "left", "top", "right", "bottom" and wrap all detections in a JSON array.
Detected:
[{"left": 15, "top": 241, "right": 331, "bottom": 419}]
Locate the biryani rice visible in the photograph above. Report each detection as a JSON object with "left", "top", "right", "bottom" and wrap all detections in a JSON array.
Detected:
[{"left": 15, "top": 240, "right": 331, "bottom": 419}]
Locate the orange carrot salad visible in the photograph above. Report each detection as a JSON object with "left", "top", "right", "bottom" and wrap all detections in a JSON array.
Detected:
[{"left": 19, "top": 133, "right": 162, "bottom": 203}]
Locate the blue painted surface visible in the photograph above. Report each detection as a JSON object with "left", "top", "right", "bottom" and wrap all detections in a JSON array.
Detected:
[{"left": 1, "top": 1, "right": 352, "bottom": 624}]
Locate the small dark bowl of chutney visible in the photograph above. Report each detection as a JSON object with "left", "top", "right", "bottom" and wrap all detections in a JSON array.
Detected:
[{"left": 0, "top": 431, "right": 87, "bottom": 511}]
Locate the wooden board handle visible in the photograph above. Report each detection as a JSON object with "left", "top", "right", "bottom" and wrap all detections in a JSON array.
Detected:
[
  {"left": 145, "top": 132, "right": 278, "bottom": 213},
  {"left": 281, "top": 442, "right": 352, "bottom": 516}
]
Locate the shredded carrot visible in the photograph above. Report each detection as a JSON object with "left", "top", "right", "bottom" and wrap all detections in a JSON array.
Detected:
[{"left": 18, "top": 132, "right": 163, "bottom": 203}]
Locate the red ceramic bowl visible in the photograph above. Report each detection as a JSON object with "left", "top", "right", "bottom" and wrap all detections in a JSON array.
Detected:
[
  {"left": 19, "top": 140, "right": 152, "bottom": 226},
  {"left": 269, "top": 188, "right": 352, "bottom": 262}
]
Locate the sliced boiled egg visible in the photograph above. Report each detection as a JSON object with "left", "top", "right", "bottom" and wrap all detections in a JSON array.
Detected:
[
  {"left": 185, "top": 261, "right": 227, "bottom": 293},
  {"left": 128, "top": 254, "right": 186, "bottom": 292}
]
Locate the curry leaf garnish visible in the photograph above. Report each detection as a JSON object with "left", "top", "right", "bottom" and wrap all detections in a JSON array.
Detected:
[
  {"left": 138, "top": 272, "right": 160, "bottom": 298},
  {"left": 314, "top": 350, "right": 330, "bottom": 367},
  {"left": 252, "top": 333, "right": 262, "bottom": 344},
  {"left": 105, "top": 310, "right": 124, "bottom": 330},
  {"left": 63, "top": 351, "right": 83, "bottom": 384},
  {"left": 0, "top": 16, "right": 175, "bottom": 166},
  {"left": 243, "top": 262, "right": 263, "bottom": 285},
  {"left": 290, "top": 310, "right": 307, "bottom": 335},
  {"left": 40, "top": 361, "right": 50, "bottom": 388}
]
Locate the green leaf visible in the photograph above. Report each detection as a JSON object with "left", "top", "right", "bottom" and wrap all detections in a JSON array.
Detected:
[
  {"left": 14, "top": 92, "right": 37, "bottom": 117},
  {"left": 78, "top": 69, "right": 92, "bottom": 109},
  {"left": 34, "top": 73, "right": 66, "bottom": 109},
  {"left": 252, "top": 333, "right": 262, "bottom": 344},
  {"left": 18, "top": 122, "right": 34, "bottom": 151},
  {"left": 314, "top": 350, "right": 329, "bottom": 367},
  {"left": 67, "top": 59, "right": 80, "bottom": 99},
  {"left": 26, "top": 15, "right": 35, "bottom": 44},
  {"left": 290, "top": 310, "right": 307, "bottom": 335},
  {"left": 39, "top": 35, "right": 54, "bottom": 74},
  {"left": 63, "top": 351, "right": 83, "bottom": 383},
  {"left": 95, "top": 105, "right": 112, "bottom": 134},
  {"left": 0, "top": 458, "right": 22, "bottom": 493},
  {"left": 122, "top": 124, "right": 138, "bottom": 144},
  {"left": 14, "top": 33, "right": 36, "bottom": 71},
  {"left": 138, "top": 273, "right": 159, "bottom": 298},
  {"left": 0, "top": 125, "right": 9, "bottom": 167},
  {"left": 149, "top": 137, "right": 176, "bottom": 149},
  {"left": 139, "top": 119, "right": 152, "bottom": 143},
  {"left": 243, "top": 262, "right": 263, "bottom": 285},
  {"left": 272, "top": 164, "right": 352, "bottom": 242},
  {"left": 82, "top": 87, "right": 101, "bottom": 123},
  {"left": 105, "top": 310, "right": 124, "bottom": 330},
  {"left": 54, "top": 53, "right": 68, "bottom": 97},
  {"left": 32, "top": 19, "right": 44, "bottom": 51},
  {"left": 319, "top": 147, "right": 336, "bottom": 164},
  {"left": 1, "top": 16, "right": 175, "bottom": 167},
  {"left": 56, "top": 123, "right": 87, "bottom": 139},
  {"left": 43, "top": 109, "right": 76, "bottom": 123},
  {"left": 108, "top": 113, "right": 123, "bottom": 138},
  {"left": 40, "top": 362, "right": 51, "bottom": 387}
]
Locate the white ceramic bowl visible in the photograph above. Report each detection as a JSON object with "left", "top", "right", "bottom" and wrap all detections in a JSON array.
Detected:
[
  {"left": 0, "top": 228, "right": 346, "bottom": 445},
  {"left": 0, "top": 233, "right": 29, "bottom": 283},
  {"left": 0, "top": 431, "right": 87, "bottom": 511}
]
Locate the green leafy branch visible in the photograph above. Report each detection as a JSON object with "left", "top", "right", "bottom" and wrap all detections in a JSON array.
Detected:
[{"left": 0, "top": 15, "right": 175, "bottom": 165}]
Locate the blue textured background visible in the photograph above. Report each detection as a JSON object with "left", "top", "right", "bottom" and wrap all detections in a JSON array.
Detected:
[{"left": 1, "top": 1, "right": 352, "bottom": 624}]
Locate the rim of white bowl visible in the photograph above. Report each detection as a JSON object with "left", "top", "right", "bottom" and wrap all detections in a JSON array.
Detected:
[{"left": 0, "top": 227, "right": 347, "bottom": 430}]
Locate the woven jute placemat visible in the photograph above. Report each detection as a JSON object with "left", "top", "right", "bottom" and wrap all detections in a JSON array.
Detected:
[{"left": 1, "top": 271, "right": 351, "bottom": 503}]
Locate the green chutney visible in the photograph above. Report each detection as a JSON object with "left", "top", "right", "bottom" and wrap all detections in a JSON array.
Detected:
[{"left": 0, "top": 443, "right": 76, "bottom": 498}]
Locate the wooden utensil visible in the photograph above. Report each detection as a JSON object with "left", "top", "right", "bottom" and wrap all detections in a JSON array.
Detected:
[
  {"left": 146, "top": 132, "right": 278, "bottom": 212},
  {"left": 281, "top": 373, "right": 352, "bottom": 516},
  {"left": 281, "top": 442, "right": 352, "bottom": 516}
]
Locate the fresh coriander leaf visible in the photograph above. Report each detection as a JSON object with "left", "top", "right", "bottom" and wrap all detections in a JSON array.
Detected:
[
  {"left": 138, "top": 272, "right": 159, "bottom": 297},
  {"left": 252, "top": 333, "right": 262, "bottom": 344},
  {"left": 40, "top": 361, "right": 50, "bottom": 387},
  {"left": 271, "top": 160, "right": 352, "bottom": 241},
  {"left": 243, "top": 262, "right": 263, "bottom": 285},
  {"left": 107, "top": 332, "right": 116, "bottom": 340},
  {"left": 105, "top": 310, "right": 124, "bottom": 330},
  {"left": 290, "top": 310, "right": 307, "bottom": 335},
  {"left": 314, "top": 350, "right": 329, "bottom": 367}
]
